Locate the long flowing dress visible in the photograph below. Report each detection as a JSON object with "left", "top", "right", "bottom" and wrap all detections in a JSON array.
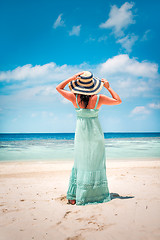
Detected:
[{"left": 66, "top": 94, "right": 111, "bottom": 205}]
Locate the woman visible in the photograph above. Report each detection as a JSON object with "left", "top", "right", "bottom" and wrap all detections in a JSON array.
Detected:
[{"left": 56, "top": 71, "right": 122, "bottom": 205}]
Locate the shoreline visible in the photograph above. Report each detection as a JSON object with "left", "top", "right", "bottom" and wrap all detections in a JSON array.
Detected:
[
  {"left": 0, "top": 157, "right": 159, "bottom": 163},
  {"left": 0, "top": 159, "right": 160, "bottom": 176}
]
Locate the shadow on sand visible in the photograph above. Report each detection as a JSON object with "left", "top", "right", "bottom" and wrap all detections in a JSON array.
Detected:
[{"left": 110, "top": 192, "right": 134, "bottom": 200}]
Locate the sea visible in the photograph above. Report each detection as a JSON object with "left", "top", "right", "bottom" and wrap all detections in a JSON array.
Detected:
[{"left": 0, "top": 133, "right": 160, "bottom": 162}]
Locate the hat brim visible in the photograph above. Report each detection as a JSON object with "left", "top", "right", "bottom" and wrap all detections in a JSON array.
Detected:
[{"left": 68, "top": 77, "right": 104, "bottom": 95}]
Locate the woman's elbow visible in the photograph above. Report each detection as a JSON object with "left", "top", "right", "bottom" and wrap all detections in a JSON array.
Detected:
[{"left": 56, "top": 86, "right": 60, "bottom": 92}]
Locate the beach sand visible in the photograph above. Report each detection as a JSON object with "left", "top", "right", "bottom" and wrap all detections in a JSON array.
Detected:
[{"left": 0, "top": 160, "right": 160, "bottom": 240}]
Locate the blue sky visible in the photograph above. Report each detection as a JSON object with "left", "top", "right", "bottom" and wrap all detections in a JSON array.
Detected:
[{"left": 0, "top": 0, "right": 160, "bottom": 133}]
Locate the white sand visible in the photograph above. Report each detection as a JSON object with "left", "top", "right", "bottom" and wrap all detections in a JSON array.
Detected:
[{"left": 0, "top": 159, "right": 160, "bottom": 240}]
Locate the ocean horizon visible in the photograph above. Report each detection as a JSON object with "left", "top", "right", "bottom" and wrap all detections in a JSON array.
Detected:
[{"left": 0, "top": 132, "right": 160, "bottom": 162}]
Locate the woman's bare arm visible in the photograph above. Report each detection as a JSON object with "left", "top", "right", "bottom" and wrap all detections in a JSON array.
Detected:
[
  {"left": 99, "top": 79, "right": 122, "bottom": 106},
  {"left": 56, "top": 72, "right": 84, "bottom": 102}
]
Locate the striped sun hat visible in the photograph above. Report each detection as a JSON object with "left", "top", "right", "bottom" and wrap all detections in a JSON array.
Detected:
[{"left": 68, "top": 71, "right": 104, "bottom": 95}]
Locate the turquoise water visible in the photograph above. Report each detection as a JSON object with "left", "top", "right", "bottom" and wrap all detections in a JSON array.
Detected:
[{"left": 0, "top": 133, "right": 160, "bottom": 162}]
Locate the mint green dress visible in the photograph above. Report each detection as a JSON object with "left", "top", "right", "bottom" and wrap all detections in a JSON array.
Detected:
[{"left": 67, "top": 94, "right": 111, "bottom": 205}]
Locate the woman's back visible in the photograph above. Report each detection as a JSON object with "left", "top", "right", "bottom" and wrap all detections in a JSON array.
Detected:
[
  {"left": 74, "top": 91, "right": 122, "bottom": 110},
  {"left": 74, "top": 94, "right": 101, "bottom": 109}
]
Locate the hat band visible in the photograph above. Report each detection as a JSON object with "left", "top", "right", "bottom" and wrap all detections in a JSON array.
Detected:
[
  {"left": 79, "top": 77, "right": 93, "bottom": 83},
  {"left": 78, "top": 79, "right": 93, "bottom": 84},
  {"left": 78, "top": 79, "right": 93, "bottom": 87}
]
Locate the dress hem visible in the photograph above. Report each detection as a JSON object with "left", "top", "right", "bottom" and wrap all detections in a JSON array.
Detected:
[{"left": 67, "top": 194, "right": 111, "bottom": 206}]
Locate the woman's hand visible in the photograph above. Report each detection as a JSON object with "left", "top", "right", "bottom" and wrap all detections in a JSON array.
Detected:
[
  {"left": 71, "top": 71, "right": 84, "bottom": 81},
  {"left": 101, "top": 78, "right": 110, "bottom": 89}
]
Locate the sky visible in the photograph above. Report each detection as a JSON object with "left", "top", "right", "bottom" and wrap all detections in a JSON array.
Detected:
[{"left": 0, "top": 0, "right": 160, "bottom": 133}]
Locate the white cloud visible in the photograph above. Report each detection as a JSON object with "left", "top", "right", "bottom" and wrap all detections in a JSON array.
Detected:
[
  {"left": 141, "top": 29, "right": 151, "bottom": 41},
  {"left": 97, "top": 54, "right": 159, "bottom": 98},
  {"left": 98, "top": 54, "right": 158, "bottom": 78},
  {"left": 148, "top": 103, "right": 160, "bottom": 109},
  {"left": 85, "top": 36, "right": 108, "bottom": 42},
  {"left": 85, "top": 36, "right": 96, "bottom": 42},
  {"left": 130, "top": 102, "right": 160, "bottom": 118},
  {"left": 116, "top": 34, "right": 138, "bottom": 52},
  {"left": 28, "top": 85, "right": 57, "bottom": 96},
  {"left": 2, "top": 55, "right": 157, "bottom": 85},
  {"left": 98, "top": 36, "right": 108, "bottom": 42},
  {"left": 0, "top": 62, "right": 84, "bottom": 85},
  {"left": 99, "top": 2, "right": 135, "bottom": 37},
  {"left": 0, "top": 54, "right": 159, "bottom": 101},
  {"left": 53, "top": 13, "right": 65, "bottom": 29},
  {"left": 0, "top": 63, "right": 56, "bottom": 82},
  {"left": 130, "top": 106, "right": 150, "bottom": 116},
  {"left": 85, "top": 35, "right": 107, "bottom": 43},
  {"left": 69, "top": 25, "right": 81, "bottom": 36},
  {"left": 31, "top": 112, "right": 37, "bottom": 118}
]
